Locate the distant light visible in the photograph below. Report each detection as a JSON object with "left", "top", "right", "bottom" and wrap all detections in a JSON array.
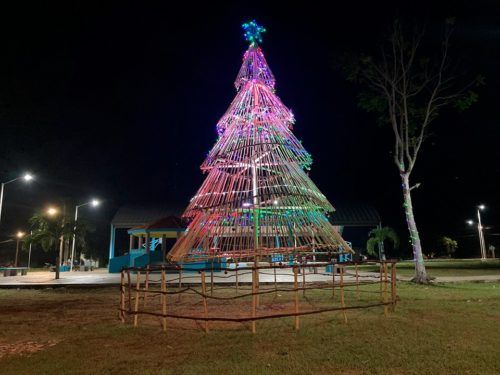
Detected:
[
  {"left": 466, "top": 220, "right": 474, "bottom": 225},
  {"left": 91, "top": 199, "right": 100, "bottom": 207},
  {"left": 242, "top": 202, "right": 251, "bottom": 207},
  {"left": 47, "top": 207, "right": 58, "bottom": 216},
  {"left": 23, "top": 173, "right": 34, "bottom": 182},
  {"left": 478, "top": 204, "right": 486, "bottom": 210},
  {"left": 273, "top": 200, "right": 278, "bottom": 205},
  {"left": 16, "top": 231, "right": 25, "bottom": 238}
]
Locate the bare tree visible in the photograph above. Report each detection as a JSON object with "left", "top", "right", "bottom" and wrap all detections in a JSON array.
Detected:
[{"left": 343, "top": 19, "right": 481, "bottom": 283}]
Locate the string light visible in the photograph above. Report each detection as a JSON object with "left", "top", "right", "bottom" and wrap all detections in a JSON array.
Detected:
[{"left": 167, "top": 22, "right": 351, "bottom": 262}]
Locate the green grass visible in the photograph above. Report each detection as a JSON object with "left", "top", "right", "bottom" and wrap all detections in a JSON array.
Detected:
[
  {"left": 0, "top": 282, "right": 499, "bottom": 374},
  {"left": 351, "top": 259, "right": 500, "bottom": 278}
]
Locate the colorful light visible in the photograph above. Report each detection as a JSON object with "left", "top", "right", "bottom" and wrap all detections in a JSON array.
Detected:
[
  {"left": 242, "top": 20, "right": 266, "bottom": 46},
  {"left": 167, "top": 23, "right": 352, "bottom": 262}
]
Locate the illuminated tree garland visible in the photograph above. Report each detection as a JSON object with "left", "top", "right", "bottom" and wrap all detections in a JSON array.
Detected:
[{"left": 168, "top": 22, "right": 352, "bottom": 262}]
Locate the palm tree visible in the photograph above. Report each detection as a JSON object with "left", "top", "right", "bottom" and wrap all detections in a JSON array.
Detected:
[
  {"left": 440, "top": 236, "right": 458, "bottom": 257},
  {"left": 22, "top": 212, "right": 89, "bottom": 266},
  {"left": 366, "top": 227, "right": 399, "bottom": 260}
]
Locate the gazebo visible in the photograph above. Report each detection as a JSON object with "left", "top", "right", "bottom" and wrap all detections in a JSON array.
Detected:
[{"left": 108, "top": 206, "right": 185, "bottom": 273}]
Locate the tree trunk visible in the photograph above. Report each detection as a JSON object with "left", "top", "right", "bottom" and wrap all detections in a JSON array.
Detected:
[{"left": 401, "top": 173, "right": 428, "bottom": 283}]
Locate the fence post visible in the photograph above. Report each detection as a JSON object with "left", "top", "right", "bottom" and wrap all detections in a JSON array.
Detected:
[
  {"left": 133, "top": 270, "right": 141, "bottom": 327},
  {"left": 235, "top": 267, "right": 239, "bottom": 294},
  {"left": 120, "top": 270, "right": 125, "bottom": 322},
  {"left": 383, "top": 262, "right": 389, "bottom": 317},
  {"left": 302, "top": 263, "right": 306, "bottom": 297},
  {"left": 355, "top": 263, "right": 360, "bottom": 300},
  {"left": 391, "top": 262, "right": 397, "bottom": 312},
  {"left": 340, "top": 265, "right": 347, "bottom": 324},
  {"left": 294, "top": 266, "right": 300, "bottom": 330},
  {"left": 161, "top": 268, "right": 167, "bottom": 331},
  {"left": 126, "top": 269, "right": 132, "bottom": 314},
  {"left": 332, "top": 264, "right": 335, "bottom": 298},
  {"left": 251, "top": 267, "right": 257, "bottom": 334},
  {"left": 201, "top": 271, "right": 209, "bottom": 333},
  {"left": 143, "top": 265, "right": 150, "bottom": 309}
]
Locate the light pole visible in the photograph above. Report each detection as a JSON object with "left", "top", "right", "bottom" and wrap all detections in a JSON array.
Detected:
[
  {"left": 46, "top": 206, "right": 61, "bottom": 278},
  {"left": 467, "top": 204, "right": 487, "bottom": 261},
  {"left": 27, "top": 230, "right": 33, "bottom": 269},
  {"left": 477, "top": 205, "right": 487, "bottom": 261},
  {"left": 70, "top": 199, "right": 100, "bottom": 271},
  {"left": 15, "top": 231, "right": 25, "bottom": 267},
  {"left": 0, "top": 173, "right": 34, "bottom": 225}
]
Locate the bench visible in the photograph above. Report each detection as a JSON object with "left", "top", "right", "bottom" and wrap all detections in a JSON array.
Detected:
[{"left": 0, "top": 267, "right": 29, "bottom": 277}]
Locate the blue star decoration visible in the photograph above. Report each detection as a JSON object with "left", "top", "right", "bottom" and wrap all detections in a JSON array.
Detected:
[{"left": 242, "top": 20, "right": 266, "bottom": 46}]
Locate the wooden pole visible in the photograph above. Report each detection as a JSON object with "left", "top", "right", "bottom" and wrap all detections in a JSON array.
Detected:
[
  {"left": 391, "top": 262, "right": 397, "bottom": 312},
  {"left": 126, "top": 269, "right": 132, "bottom": 313},
  {"left": 133, "top": 270, "right": 141, "bottom": 327},
  {"left": 379, "top": 262, "right": 383, "bottom": 295},
  {"left": 332, "top": 264, "right": 335, "bottom": 298},
  {"left": 143, "top": 266, "right": 150, "bottom": 308},
  {"left": 210, "top": 265, "right": 214, "bottom": 296},
  {"left": 161, "top": 268, "right": 167, "bottom": 331},
  {"left": 294, "top": 266, "right": 300, "bottom": 330},
  {"left": 120, "top": 270, "right": 125, "bottom": 322},
  {"left": 251, "top": 267, "right": 256, "bottom": 334},
  {"left": 201, "top": 271, "right": 209, "bottom": 333},
  {"left": 302, "top": 264, "right": 306, "bottom": 297},
  {"left": 255, "top": 265, "right": 260, "bottom": 308},
  {"left": 235, "top": 266, "right": 239, "bottom": 294},
  {"left": 383, "top": 262, "right": 389, "bottom": 317},
  {"left": 178, "top": 267, "right": 183, "bottom": 302},
  {"left": 55, "top": 256, "right": 60, "bottom": 280},
  {"left": 355, "top": 263, "right": 360, "bottom": 300},
  {"left": 340, "top": 266, "right": 347, "bottom": 324}
]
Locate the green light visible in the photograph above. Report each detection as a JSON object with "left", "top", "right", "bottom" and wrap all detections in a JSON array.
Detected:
[{"left": 242, "top": 20, "right": 266, "bottom": 46}]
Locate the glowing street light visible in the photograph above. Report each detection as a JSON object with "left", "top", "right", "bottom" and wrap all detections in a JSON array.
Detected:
[
  {"left": 467, "top": 205, "right": 488, "bottom": 261},
  {"left": 70, "top": 199, "right": 101, "bottom": 271},
  {"left": 0, "top": 173, "right": 35, "bottom": 225},
  {"left": 477, "top": 205, "right": 487, "bottom": 261},
  {"left": 14, "top": 231, "right": 25, "bottom": 267},
  {"left": 46, "top": 207, "right": 58, "bottom": 216}
]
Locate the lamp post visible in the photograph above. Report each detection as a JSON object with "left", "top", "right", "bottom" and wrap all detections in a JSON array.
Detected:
[
  {"left": 70, "top": 199, "right": 100, "bottom": 271},
  {"left": 0, "top": 173, "right": 34, "bottom": 225},
  {"left": 477, "top": 205, "right": 487, "bottom": 261},
  {"left": 15, "top": 231, "right": 25, "bottom": 267},
  {"left": 45, "top": 206, "right": 61, "bottom": 278},
  {"left": 27, "top": 230, "right": 33, "bottom": 269},
  {"left": 467, "top": 204, "right": 487, "bottom": 261}
]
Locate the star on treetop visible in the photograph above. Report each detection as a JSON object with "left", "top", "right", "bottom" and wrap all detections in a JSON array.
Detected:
[{"left": 242, "top": 20, "right": 266, "bottom": 46}]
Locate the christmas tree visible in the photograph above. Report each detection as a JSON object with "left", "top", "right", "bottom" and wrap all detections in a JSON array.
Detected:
[{"left": 168, "top": 21, "right": 352, "bottom": 263}]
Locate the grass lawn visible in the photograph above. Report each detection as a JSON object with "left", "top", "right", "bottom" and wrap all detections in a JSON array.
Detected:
[
  {"left": 350, "top": 259, "right": 500, "bottom": 278},
  {"left": 0, "top": 282, "right": 499, "bottom": 374}
]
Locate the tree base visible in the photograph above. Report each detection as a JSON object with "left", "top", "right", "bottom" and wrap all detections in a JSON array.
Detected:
[{"left": 410, "top": 275, "right": 435, "bottom": 284}]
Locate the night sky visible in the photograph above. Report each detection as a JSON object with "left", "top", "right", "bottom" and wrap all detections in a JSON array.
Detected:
[{"left": 0, "top": 1, "right": 499, "bottom": 262}]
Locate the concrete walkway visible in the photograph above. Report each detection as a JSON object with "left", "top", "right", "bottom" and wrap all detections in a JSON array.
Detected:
[
  {"left": 0, "top": 269, "right": 498, "bottom": 288},
  {"left": 0, "top": 268, "right": 369, "bottom": 288}
]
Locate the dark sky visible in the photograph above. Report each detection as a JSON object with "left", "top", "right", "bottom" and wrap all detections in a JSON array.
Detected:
[{"left": 0, "top": 1, "right": 499, "bottom": 260}]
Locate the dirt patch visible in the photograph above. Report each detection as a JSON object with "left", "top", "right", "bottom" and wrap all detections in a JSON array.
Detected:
[{"left": 0, "top": 340, "right": 59, "bottom": 359}]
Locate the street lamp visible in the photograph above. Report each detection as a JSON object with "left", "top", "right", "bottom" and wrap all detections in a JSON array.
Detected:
[
  {"left": 70, "top": 199, "right": 100, "bottom": 271},
  {"left": 0, "top": 173, "right": 34, "bottom": 224},
  {"left": 15, "top": 231, "right": 25, "bottom": 267},
  {"left": 467, "top": 205, "right": 487, "bottom": 261},
  {"left": 477, "top": 205, "right": 487, "bottom": 261},
  {"left": 46, "top": 207, "right": 58, "bottom": 216}
]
